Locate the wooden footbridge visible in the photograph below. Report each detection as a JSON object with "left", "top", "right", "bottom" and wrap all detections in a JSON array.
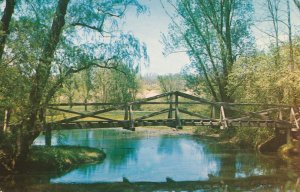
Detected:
[{"left": 46, "top": 91, "right": 300, "bottom": 141}]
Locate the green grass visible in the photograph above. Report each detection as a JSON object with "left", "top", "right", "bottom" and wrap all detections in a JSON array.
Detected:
[{"left": 24, "top": 146, "right": 106, "bottom": 173}]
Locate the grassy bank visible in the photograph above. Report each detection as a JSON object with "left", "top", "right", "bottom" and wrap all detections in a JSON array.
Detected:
[
  {"left": 24, "top": 146, "right": 106, "bottom": 173},
  {"left": 194, "top": 126, "right": 274, "bottom": 149}
]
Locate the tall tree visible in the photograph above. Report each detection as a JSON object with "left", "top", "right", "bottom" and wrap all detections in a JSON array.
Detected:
[
  {"left": 162, "top": 0, "right": 254, "bottom": 102},
  {"left": 0, "top": 0, "right": 16, "bottom": 61},
  {"left": 0, "top": 0, "right": 148, "bottom": 171},
  {"left": 17, "top": 0, "right": 70, "bottom": 165},
  {"left": 287, "top": 0, "right": 295, "bottom": 71},
  {"left": 266, "top": 0, "right": 281, "bottom": 66}
]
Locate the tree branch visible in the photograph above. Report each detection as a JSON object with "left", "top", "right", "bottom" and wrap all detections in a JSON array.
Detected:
[
  {"left": 71, "top": 18, "right": 106, "bottom": 36},
  {"left": 97, "top": 4, "right": 128, "bottom": 18},
  {"left": 294, "top": 0, "right": 300, "bottom": 11},
  {"left": 44, "top": 57, "right": 127, "bottom": 105}
]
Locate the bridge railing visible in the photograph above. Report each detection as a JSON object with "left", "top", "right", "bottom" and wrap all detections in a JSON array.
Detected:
[{"left": 46, "top": 91, "right": 296, "bottom": 131}]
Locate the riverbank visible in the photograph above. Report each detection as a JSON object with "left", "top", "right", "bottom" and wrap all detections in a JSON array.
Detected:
[
  {"left": 135, "top": 126, "right": 196, "bottom": 135},
  {"left": 23, "top": 146, "right": 106, "bottom": 173}
]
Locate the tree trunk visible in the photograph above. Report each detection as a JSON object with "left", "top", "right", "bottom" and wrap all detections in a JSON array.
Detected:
[
  {"left": 294, "top": 0, "right": 300, "bottom": 11},
  {"left": 287, "top": 0, "right": 295, "bottom": 71},
  {"left": 0, "top": 0, "right": 16, "bottom": 61},
  {"left": 287, "top": 0, "right": 297, "bottom": 106},
  {"left": 15, "top": 0, "right": 70, "bottom": 168}
]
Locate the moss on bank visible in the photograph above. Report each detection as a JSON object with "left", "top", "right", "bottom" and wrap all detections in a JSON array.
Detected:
[{"left": 23, "top": 146, "right": 106, "bottom": 173}]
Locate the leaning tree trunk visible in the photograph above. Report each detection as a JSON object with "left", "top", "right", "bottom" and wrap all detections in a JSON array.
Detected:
[
  {"left": 0, "top": 0, "right": 16, "bottom": 61},
  {"left": 15, "top": 0, "right": 70, "bottom": 169}
]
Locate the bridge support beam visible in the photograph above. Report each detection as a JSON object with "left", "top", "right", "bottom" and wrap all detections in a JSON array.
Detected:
[
  {"left": 45, "top": 125, "right": 52, "bottom": 146},
  {"left": 211, "top": 105, "right": 216, "bottom": 119},
  {"left": 220, "top": 105, "right": 228, "bottom": 129},
  {"left": 168, "top": 93, "right": 173, "bottom": 119},
  {"left": 124, "top": 104, "right": 129, "bottom": 121},
  {"left": 175, "top": 93, "right": 182, "bottom": 129},
  {"left": 129, "top": 105, "right": 135, "bottom": 131}
]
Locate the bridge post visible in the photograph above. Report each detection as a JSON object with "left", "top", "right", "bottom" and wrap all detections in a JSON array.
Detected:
[
  {"left": 175, "top": 93, "right": 182, "bottom": 129},
  {"left": 129, "top": 104, "right": 135, "bottom": 131},
  {"left": 220, "top": 105, "right": 228, "bottom": 129},
  {"left": 287, "top": 107, "right": 295, "bottom": 144},
  {"left": 45, "top": 125, "right": 52, "bottom": 146},
  {"left": 84, "top": 99, "right": 88, "bottom": 111},
  {"left": 211, "top": 105, "right": 216, "bottom": 119},
  {"left": 168, "top": 93, "right": 173, "bottom": 119},
  {"left": 3, "top": 109, "right": 9, "bottom": 132},
  {"left": 124, "top": 104, "right": 129, "bottom": 121},
  {"left": 278, "top": 108, "right": 283, "bottom": 120}
]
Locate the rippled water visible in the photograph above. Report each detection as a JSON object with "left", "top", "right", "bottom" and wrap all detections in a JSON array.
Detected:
[{"left": 1, "top": 128, "right": 299, "bottom": 191}]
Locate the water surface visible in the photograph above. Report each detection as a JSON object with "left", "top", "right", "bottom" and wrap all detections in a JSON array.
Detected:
[
  {"left": 33, "top": 128, "right": 290, "bottom": 184},
  {"left": 1, "top": 128, "right": 299, "bottom": 191}
]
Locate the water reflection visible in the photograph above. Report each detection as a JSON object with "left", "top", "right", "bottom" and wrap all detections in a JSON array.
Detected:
[{"left": 33, "top": 128, "right": 288, "bottom": 184}]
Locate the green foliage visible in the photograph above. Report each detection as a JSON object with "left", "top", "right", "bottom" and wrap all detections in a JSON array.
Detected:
[
  {"left": 228, "top": 127, "right": 274, "bottom": 149},
  {"left": 58, "top": 64, "right": 140, "bottom": 104},
  {"left": 163, "top": 0, "right": 255, "bottom": 102},
  {"left": 157, "top": 74, "right": 185, "bottom": 93},
  {"left": 0, "top": 0, "right": 149, "bottom": 172},
  {"left": 229, "top": 37, "right": 300, "bottom": 104}
]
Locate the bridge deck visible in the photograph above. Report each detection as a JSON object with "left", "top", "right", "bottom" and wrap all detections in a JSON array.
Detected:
[{"left": 48, "top": 118, "right": 291, "bottom": 131}]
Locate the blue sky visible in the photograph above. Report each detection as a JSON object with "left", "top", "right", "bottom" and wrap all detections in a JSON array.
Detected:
[
  {"left": 122, "top": 0, "right": 189, "bottom": 75},
  {"left": 121, "top": 0, "right": 300, "bottom": 75}
]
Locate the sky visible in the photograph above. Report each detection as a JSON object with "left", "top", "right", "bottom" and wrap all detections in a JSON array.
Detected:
[
  {"left": 122, "top": 0, "right": 189, "bottom": 75},
  {"left": 121, "top": 0, "right": 300, "bottom": 76}
]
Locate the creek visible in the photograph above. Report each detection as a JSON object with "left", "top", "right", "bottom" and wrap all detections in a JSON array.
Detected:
[{"left": 1, "top": 128, "right": 299, "bottom": 191}]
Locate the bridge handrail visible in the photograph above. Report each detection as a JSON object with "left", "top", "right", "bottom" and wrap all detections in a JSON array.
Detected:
[
  {"left": 47, "top": 91, "right": 293, "bottom": 108},
  {"left": 48, "top": 101, "right": 292, "bottom": 108}
]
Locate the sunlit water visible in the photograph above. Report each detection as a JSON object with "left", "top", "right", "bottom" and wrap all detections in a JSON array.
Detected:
[{"left": 32, "top": 128, "right": 285, "bottom": 184}]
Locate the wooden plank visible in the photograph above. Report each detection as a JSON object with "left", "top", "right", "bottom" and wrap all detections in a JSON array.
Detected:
[
  {"left": 124, "top": 104, "right": 129, "bottom": 120},
  {"left": 136, "top": 109, "right": 170, "bottom": 121},
  {"left": 47, "top": 106, "right": 116, "bottom": 121},
  {"left": 175, "top": 91, "right": 213, "bottom": 105},
  {"left": 278, "top": 109, "right": 283, "bottom": 120},
  {"left": 168, "top": 94, "right": 173, "bottom": 119},
  {"left": 129, "top": 92, "right": 172, "bottom": 105},
  {"left": 54, "top": 106, "right": 123, "bottom": 123},
  {"left": 215, "top": 102, "right": 291, "bottom": 108},
  {"left": 129, "top": 105, "right": 135, "bottom": 130},
  {"left": 226, "top": 107, "right": 288, "bottom": 121},
  {"left": 3, "top": 109, "right": 8, "bottom": 132},
  {"left": 49, "top": 102, "right": 122, "bottom": 106},
  {"left": 175, "top": 94, "right": 182, "bottom": 129},
  {"left": 48, "top": 117, "right": 292, "bottom": 130},
  {"left": 178, "top": 109, "right": 210, "bottom": 119},
  {"left": 211, "top": 105, "right": 216, "bottom": 119},
  {"left": 84, "top": 99, "right": 88, "bottom": 111},
  {"left": 139, "top": 101, "right": 206, "bottom": 105},
  {"left": 49, "top": 101, "right": 210, "bottom": 106},
  {"left": 291, "top": 107, "right": 300, "bottom": 129},
  {"left": 220, "top": 106, "right": 228, "bottom": 129}
]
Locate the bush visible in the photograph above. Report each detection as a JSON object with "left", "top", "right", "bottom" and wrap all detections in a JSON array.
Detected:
[{"left": 233, "top": 127, "right": 274, "bottom": 148}]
